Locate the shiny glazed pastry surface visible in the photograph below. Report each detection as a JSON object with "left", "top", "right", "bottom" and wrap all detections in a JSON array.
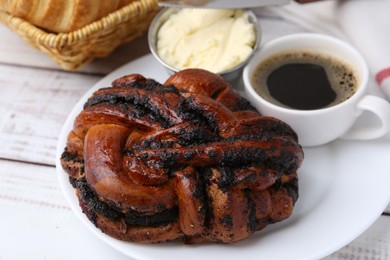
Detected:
[{"left": 61, "top": 69, "right": 304, "bottom": 244}]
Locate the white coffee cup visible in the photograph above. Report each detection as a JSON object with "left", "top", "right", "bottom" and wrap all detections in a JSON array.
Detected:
[{"left": 243, "top": 33, "right": 390, "bottom": 147}]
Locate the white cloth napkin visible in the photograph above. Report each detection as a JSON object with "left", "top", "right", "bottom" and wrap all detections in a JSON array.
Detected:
[
  {"left": 262, "top": 0, "right": 390, "bottom": 100},
  {"left": 337, "top": 0, "right": 390, "bottom": 100}
]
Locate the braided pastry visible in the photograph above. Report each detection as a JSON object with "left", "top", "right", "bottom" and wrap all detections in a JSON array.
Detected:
[{"left": 61, "top": 69, "right": 303, "bottom": 244}]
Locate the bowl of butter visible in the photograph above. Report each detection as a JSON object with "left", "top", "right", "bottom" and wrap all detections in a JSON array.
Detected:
[{"left": 148, "top": 7, "right": 260, "bottom": 83}]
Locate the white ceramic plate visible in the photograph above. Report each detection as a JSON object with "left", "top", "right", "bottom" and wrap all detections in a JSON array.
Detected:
[{"left": 56, "top": 54, "right": 390, "bottom": 260}]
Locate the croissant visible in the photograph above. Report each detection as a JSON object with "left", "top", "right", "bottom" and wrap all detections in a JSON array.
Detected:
[
  {"left": 0, "top": 0, "right": 134, "bottom": 32},
  {"left": 60, "top": 69, "right": 304, "bottom": 244}
]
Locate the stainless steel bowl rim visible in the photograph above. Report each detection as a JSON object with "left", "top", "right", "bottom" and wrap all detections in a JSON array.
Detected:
[{"left": 148, "top": 7, "right": 261, "bottom": 77}]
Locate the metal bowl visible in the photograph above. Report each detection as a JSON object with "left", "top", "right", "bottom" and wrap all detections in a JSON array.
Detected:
[{"left": 148, "top": 8, "right": 261, "bottom": 83}]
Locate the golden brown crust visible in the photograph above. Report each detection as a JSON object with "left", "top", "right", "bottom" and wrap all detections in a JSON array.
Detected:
[
  {"left": 165, "top": 69, "right": 254, "bottom": 113},
  {"left": 0, "top": 0, "right": 135, "bottom": 33},
  {"left": 78, "top": 191, "right": 184, "bottom": 243},
  {"left": 61, "top": 69, "right": 303, "bottom": 244},
  {"left": 174, "top": 166, "right": 205, "bottom": 236}
]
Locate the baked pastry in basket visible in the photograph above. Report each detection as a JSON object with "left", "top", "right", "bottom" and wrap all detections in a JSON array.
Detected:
[
  {"left": 60, "top": 69, "right": 303, "bottom": 244},
  {"left": 0, "top": 0, "right": 135, "bottom": 32}
]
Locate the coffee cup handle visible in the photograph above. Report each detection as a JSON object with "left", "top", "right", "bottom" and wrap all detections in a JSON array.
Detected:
[{"left": 341, "top": 95, "right": 390, "bottom": 140}]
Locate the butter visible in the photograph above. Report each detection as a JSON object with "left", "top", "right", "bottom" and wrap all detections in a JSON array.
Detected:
[{"left": 157, "top": 9, "right": 256, "bottom": 73}]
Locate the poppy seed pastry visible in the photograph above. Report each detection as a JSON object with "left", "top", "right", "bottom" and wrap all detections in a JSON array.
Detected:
[{"left": 60, "top": 69, "right": 303, "bottom": 244}]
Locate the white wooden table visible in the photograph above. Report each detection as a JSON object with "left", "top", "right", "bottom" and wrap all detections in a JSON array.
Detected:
[{"left": 0, "top": 3, "right": 389, "bottom": 259}]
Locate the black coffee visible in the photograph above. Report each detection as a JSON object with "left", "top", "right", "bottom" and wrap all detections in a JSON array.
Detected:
[{"left": 251, "top": 51, "right": 358, "bottom": 110}]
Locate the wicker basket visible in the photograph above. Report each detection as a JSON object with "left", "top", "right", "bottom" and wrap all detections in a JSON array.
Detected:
[{"left": 0, "top": 0, "right": 160, "bottom": 70}]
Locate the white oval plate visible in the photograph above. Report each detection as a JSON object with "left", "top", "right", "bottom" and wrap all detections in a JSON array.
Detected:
[{"left": 56, "top": 54, "right": 390, "bottom": 260}]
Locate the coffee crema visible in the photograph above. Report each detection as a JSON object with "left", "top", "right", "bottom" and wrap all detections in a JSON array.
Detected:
[{"left": 251, "top": 50, "right": 359, "bottom": 110}]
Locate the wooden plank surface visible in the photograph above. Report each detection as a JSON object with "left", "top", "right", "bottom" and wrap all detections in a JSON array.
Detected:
[
  {"left": 0, "top": 159, "right": 129, "bottom": 259},
  {"left": 0, "top": 2, "right": 389, "bottom": 258},
  {"left": 0, "top": 157, "right": 388, "bottom": 260},
  {"left": 0, "top": 64, "right": 100, "bottom": 165},
  {"left": 0, "top": 23, "right": 150, "bottom": 75}
]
